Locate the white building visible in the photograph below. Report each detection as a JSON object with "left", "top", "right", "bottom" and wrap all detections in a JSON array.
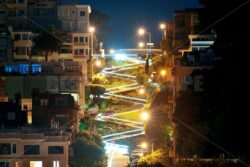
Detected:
[
  {"left": 11, "top": 31, "right": 33, "bottom": 61},
  {"left": 57, "top": 5, "right": 91, "bottom": 33},
  {"left": 0, "top": 132, "right": 70, "bottom": 167},
  {"left": 57, "top": 5, "right": 92, "bottom": 82}
]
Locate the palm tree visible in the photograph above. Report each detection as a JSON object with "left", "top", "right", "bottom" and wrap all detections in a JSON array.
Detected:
[{"left": 33, "top": 27, "right": 62, "bottom": 61}]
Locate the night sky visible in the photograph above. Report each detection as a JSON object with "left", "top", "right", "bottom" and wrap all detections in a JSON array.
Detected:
[{"left": 68, "top": 0, "right": 202, "bottom": 49}]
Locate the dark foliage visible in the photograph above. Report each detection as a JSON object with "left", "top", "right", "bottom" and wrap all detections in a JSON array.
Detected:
[{"left": 174, "top": 0, "right": 250, "bottom": 163}]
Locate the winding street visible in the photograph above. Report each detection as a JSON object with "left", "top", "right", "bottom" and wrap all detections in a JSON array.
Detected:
[{"left": 96, "top": 54, "right": 147, "bottom": 167}]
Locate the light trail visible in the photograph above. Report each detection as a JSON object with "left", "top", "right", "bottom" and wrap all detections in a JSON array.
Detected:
[
  {"left": 112, "top": 109, "right": 143, "bottom": 116},
  {"left": 103, "top": 93, "right": 146, "bottom": 102},
  {"left": 101, "top": 96, "right": 146, "bottom": 105},
  {"left": 106, "top": 83, "right": 138, "bottom": 91},
  {"left": 104, "top": 132, "right": 145, "bottom": 142},
  {"left": 103, "top": 128, "right": 144, "bottom": 139}
]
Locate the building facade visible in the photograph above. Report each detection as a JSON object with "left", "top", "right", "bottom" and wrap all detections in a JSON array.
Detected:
[
  {"left": 0, "top": 61, "right": 84, "bottom": 106},
  {"left": 0, "top": 132, "right": 70, "bottom": 167},
  {"left": 173, "top": 8, "right": 203, "bottom": 51}
]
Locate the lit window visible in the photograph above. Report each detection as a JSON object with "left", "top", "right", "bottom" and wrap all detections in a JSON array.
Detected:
[
  {"left": 32, "top": 64, "right": 42, "bottom": 73},
  {"left": 53, "top": 161, "right": 59, "bottom": 167},
  {"left": 16, "top": 161, "right": 21, "bottom": 167},
  {"left": 27, "top": 111, "right": 32, "bottom": 125},
  {"left": 30, "top": 161, "right": 42, "bottom": 167}
]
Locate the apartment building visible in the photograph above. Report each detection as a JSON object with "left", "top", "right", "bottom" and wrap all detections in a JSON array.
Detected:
[
  {"left": 28, "top": 0, "right": 58, "bottom": 29},
  {"left": 173, "top": 8, "right": 204, "bottom": 51},
  {"left": 0, "top": 131, "right": 70, "bottom": 167},
  {"left": 32, "top": 93, "right": 80, "bottom": 133},
  {"left": 11, "top": 31, "right": 33, "bottom": 61},
  {"left": 0, "top": 0, "right": 30, "bottom": 62},
  {"left": 0, "top": 61, "right": 84, "bottom": 107},
  {"left": 0, "top": 0, "right": 29, "bottom": 31}
]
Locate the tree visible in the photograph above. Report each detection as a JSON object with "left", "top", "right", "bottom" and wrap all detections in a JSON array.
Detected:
[
  {"left": 33, "top": 27, "right": 62, "bottom": 61},
  {"left": 71, "top": 132, "right": 106, "bottom": 167},
  {"left": 195, "top": 0, "right": 250, "bottom": 162},
  {"left": 92, "top": 74, "right": 109, "bottom": 85},
  {"left": 137, "top": 149, "right": 170, "bottom": 167},
  {"left": 146, "top": 86, "right": 173, "bottom": 155}
]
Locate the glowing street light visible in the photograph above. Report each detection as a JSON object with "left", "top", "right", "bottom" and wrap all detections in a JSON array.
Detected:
[
  {"left": 138, "top": 28, "right": 145, "bottom": 35},
  {"left": 141, "top": 112, "right": 149, "bottom": 121},
  {"left": 89, "top": 26, "right": 96, "bottom": 81},
  {"left": 95, "top": 60, "right": 101, "bottom": 67},
  {"left": 137, "top": 28, "right": 151, "bottom": 43},
  {"left": 138, "top": 88, "right": 145, "bottom": 95},
  {"left": 159, "top": 23, "right": 166, "bottom": 40},
  {"left": 159, "top": 23, "right": 166, "bottom": 30},
  {"left": 160, "top": 69, "right": 166, "bottom": 81},
  {"left": 160, "top": 69, "right": 166, "bottom": 76},
  {"left": 138, "top": 41, "right": 145, "bottom": 48},
  {"left": 140, "top": 142, "right": 154, "bottom": 153},
  {"left": 89, "top": 26, "right": 95, "bottom": 33},
  {"left": 141, "top": 142, "right": 148, "bottom": 149}
]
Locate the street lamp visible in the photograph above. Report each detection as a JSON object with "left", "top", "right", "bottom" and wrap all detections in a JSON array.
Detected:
[
  {"left": 140, "top": 142, "right": 154, "bottom": 153},
  {"left": 141, "top": 142, "right": 148, "bottom": 149},
  {"left": 159, "top": 23, "right": 166, "bottom": 40},
  {"left": 89, "top": 26, "right": 95, "bottom": 80},
  {"left": 141, "top": 112, "right": 149, "bottom": 121},
  {"left": 138, "top": 28, "right": 151, "bottom": 45},
  {"left": 137, "top": 27, "right": 153, "bottom": 101},
  {"left": 138, "top": 41, "right": 145, "bottom": 48},
  {"left": 95, "top": 60, "right": 101, "bottom": 67},
  {"left": 160, "top": 69, "right": 166, "bottom": 81},
  {"left": 138, "top": 88, "right": 145, "bottom": 95}
]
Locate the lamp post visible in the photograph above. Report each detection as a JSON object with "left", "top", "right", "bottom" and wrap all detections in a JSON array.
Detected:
[
  {"left": 138, "top": 28, "right": 152, "bottom": 53},
  {"left": 140, "top": 142, "right": 154, "bottom": 154},
  {"left": 141, "top": 111, "right": 149, "bottom": 121},
  {"left": 89, "top": 26, "right": 95, "bottom": 80},
  {"left": 160, "top": 69, "right": 166, "bottom": 81},
  {"left": 138, "top": 28, "right": 152, "bottom": 101},
  {"left": 159, "top": 23, "right": 166, "bottom": 40},
  {"left": 138, "top": 41, "right": 145, "bottom": 48}
]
